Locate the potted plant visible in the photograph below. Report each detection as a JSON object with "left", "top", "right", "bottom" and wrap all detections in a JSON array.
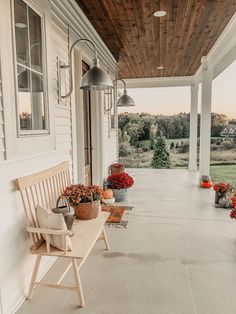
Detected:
[
  {"left": 62, "top": 184, "right": 102, "bottom": 220},
  {"left": 213, "top": 182, "right": 230, "bottom": 204},
  {"left": 106, "top": 172, "right": 134, "bottom": 202}
]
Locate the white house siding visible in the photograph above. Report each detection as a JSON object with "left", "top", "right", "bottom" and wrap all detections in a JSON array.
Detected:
[
  {"left": 0, "top": 1, "right": 117, "bottom": 313},
  {"left": 0, "top": 65, "right": 5, "bottom": 162}
]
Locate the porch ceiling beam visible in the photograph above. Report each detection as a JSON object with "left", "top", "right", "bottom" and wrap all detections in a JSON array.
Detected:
[
  {"left": 194, "top": 11, "right": 236, "bottom": 82},
  {"left": 120, "top": 76, "right": 194, "bottom": 89}
]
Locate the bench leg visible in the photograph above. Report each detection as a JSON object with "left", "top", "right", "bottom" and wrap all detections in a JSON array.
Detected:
[
  {"left": 102, "top": 227, "right": 110, "bottom": 250},
  {"left": 72, "top": 258, "right": 85, "bottom": 307},
  {"left": 28, "top": 255, "right": 41, "bottom": 299}
]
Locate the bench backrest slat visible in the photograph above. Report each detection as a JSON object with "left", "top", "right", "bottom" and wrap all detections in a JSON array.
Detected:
[{"left": 16, "top": 161, "right": 71, "bottom": 248}]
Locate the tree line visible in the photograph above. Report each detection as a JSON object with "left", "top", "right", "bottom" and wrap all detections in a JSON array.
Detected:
[{"left": 119, "top": 112, "right": 229, "bottom": 146}]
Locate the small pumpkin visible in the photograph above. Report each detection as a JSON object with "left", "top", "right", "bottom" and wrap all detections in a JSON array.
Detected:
[
  {"left": 102, "top": 188, "right": 113, "bottom": 199},
  {"left": 201, "top": 175, "right": 211, "bottom": 182},
  {"left": 219, "top": 197, "right": 232, "bottom": 208},
  {"left": 201, "top": 181, "right": 212, "bottom": 189}
]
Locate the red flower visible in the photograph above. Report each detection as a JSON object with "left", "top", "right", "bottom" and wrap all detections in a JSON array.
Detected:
[
  {"left": 106, "top": 172, "right": 134, "bottom": 189},
  {"left": 62, "top": 184, "right": 102, "bottom": 205},
  {"left": 213, "top": 183, "right": 230, "bottom": 193}
]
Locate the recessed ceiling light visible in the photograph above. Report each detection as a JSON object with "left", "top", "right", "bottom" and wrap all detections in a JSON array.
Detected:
[
  {"left": 153, "top": 11, "right": 167, "bottom": 17},
  {"left": 157, "top": 66, "right": 164, "bottom": 69},
  {"left": 15, "top": 23, "right": 27, "bottom": 28}
]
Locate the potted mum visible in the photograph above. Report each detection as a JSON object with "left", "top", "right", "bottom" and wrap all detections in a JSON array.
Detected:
[
  {"left": 106, "top": 172, "right": 134, "bottom": 202},
  {"left": 62, "top": 184, "right": 102, "bottom": 220},
  {"left": 213, "top": 182, "right": 230, "bottom": 204}
]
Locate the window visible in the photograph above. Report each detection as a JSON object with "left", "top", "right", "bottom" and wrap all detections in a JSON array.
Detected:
[{"left": 13, "top": 0, "right": 48, "bottom": 133}]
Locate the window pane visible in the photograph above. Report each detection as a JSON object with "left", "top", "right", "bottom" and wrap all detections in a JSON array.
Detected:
[
  {"left": 31, "top": 72, "right": 45, "bottom": 130},
  {"left": 17, "top": 66, "right": 32, "bottom": 130},
  {"left": 29, "top": 7, "right": 42, "bottom": 72},
  {"left": 14, "top": 0, "right": 29, "bottom": 67}
]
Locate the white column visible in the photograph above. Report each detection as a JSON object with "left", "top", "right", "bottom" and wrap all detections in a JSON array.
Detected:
[
  {"left": 199, "top": 57, "right": 213, "bottom": 177},
  {"left": 189, "top": 83, "right": 199, "bottom": 171}
]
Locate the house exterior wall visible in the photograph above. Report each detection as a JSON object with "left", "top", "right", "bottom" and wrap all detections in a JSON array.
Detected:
[
  {"left": 0, "top": 1, "right": 117, "bottom": 313},
  {"left": 0, "top": 63, "right": 5, "bottom": 162}
]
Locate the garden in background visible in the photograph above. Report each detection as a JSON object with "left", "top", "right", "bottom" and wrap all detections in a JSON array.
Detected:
[{"left": 118, "top": 112, "right": 236, "bottom": 183}]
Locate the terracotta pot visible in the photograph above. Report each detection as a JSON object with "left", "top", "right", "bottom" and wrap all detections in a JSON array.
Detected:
[{"left": 74, "top": 201, "right": 100, "bottom": 220}]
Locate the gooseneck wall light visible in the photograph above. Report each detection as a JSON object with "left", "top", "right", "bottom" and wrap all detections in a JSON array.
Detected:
[
  {"left": 115, "top": 79, "right": 135, "bottom": 107},
  {"left": 59, "top": 38, "right": 113, "bottom": 99},
  {"left": 104, "top": 78, "right": 135, "bottom": 112}
]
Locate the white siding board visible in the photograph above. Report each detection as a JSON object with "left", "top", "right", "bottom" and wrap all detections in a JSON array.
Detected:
[{"left": 0, "top": 65, "right": 5, "bottom": 161}]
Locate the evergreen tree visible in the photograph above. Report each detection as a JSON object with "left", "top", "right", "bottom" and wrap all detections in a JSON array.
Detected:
[
  {"left": 170, "top": 142, "right": 175, "bottom": 150},
  {"left": 151, "top": 132, "right": 171, "bottom": 169}
]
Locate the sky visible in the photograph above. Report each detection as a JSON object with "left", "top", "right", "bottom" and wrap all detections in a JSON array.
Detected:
[{"left": 118, "top": 60, "right": 236, "bottom": 118}]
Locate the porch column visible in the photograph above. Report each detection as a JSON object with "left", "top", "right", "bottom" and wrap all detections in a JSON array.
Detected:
[
  {"left": 199, "top": 57, "right": 213, "bottom": 177},
  {"left": 189, "top": 82, "right": 199, "bottom": 171}
]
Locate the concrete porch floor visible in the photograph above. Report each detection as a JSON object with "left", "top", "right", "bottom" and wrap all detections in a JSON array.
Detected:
[{"left": 17, "top": 169, "right": 236, "bottom": 314}]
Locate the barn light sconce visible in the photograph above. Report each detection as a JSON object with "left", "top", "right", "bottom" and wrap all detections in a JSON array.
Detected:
[
  {"left": 115, "top": 79, "right": 135, "bottom": 107},
  {"left": 104, "top": 79, "right": 135, "bottom": 112},
  {"left": 59, "top": 38, "right": 113, "bottom": 99}
]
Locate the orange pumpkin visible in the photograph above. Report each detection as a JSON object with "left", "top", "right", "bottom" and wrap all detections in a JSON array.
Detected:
[
  {"left": 102, "top": 189, "right": 113, "bottom": 199},
  {"left": 201, "top": 181, "right": 212, "bottom": 189}
]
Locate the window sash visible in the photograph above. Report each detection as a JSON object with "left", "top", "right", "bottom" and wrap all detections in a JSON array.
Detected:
[{"left": 12, "top": 0, "right": 49, "bottom": 136}]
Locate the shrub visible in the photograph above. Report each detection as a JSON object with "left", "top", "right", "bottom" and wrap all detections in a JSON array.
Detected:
[
  {"left": 119, "top": 142, "right": 131, "bottom": 157},
  {"left": 177, "top": 143, "right": 189, "bottom": 153}
]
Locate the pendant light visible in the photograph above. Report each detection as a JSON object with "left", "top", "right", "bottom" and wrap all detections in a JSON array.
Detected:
[{"left": 115, "top": 79, "right": 135, "bottom": 107}]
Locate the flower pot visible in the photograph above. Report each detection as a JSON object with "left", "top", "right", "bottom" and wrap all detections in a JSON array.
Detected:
[
  {"left": 112, "top": 188, "right": 128, "bottom": 202},
  {"left": 74, "top": 201, "right": 100, "bottom": 220},
  {"left": 215, "top": 191, "right": 226, "bottom": 204}
]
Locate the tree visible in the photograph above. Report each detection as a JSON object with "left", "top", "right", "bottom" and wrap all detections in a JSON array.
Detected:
[
  {"left": 118, "top": 130, "right": 131, "bottom": 157},
  {"left": 151, "top": 132, "right": 171, "bottom": 169},
  {"left": 170, "top": 142, "right": 175, "bottom": 150},
  {"left": 211, "top": 113, "right": 228, "bottom": 137}
]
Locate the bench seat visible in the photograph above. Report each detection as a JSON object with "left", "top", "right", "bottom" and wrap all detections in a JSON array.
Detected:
[{"left": 30, "top": 212, "right": 110, "bottom": 259}]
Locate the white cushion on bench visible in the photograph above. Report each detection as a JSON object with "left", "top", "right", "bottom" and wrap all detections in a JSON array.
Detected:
[{"left": 36, "top": 205, "right": 72, "bottom": 251}]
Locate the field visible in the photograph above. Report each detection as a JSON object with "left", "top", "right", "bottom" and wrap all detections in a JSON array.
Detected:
[
  {"left": 119, "top": 137, "right": 236, "bottom": 183},
  {"left": 210, "top": 165, "right": 236, "bottom": 183}
]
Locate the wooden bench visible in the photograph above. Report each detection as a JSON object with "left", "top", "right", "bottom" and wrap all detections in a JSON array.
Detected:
[{"left": 16, "top": 161, "right": 110, "bottom": 308}]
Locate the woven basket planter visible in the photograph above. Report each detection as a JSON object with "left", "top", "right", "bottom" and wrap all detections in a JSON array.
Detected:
[{"left": 74, "top": 201, "right": 100, "bottom": 220}]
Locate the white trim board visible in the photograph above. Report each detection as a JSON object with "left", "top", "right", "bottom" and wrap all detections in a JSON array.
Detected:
[{"left": 123, "top": 76, "right": 194, "bottom": 89}]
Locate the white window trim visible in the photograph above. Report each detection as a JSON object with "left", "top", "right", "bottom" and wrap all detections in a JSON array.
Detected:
[
  {"left": 0, "top": 0, "right": 55, "bottom": 159},
  {"left": 11, "top": 0, "right": 50, "bottom": 136}
]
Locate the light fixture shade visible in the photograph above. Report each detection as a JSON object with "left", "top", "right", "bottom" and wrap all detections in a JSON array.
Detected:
[
  {"left": 80, "top": 58, "right": 113, "bottom": 91},
  {"left": 117, "top": 90, "right": 135, "bottom": 107}
]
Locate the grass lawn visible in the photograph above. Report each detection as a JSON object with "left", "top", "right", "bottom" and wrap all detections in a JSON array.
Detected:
[{"left": 210, "top": 165, "right": 236, "bottom": 184}]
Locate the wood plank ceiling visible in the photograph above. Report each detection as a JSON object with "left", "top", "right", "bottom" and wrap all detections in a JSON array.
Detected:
[{"left": 76, "top": 0, "right": 236, "bottom": 79}]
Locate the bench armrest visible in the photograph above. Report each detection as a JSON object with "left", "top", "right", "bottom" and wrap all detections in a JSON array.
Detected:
[
  {"left": 27, "top": 226, "right": 71, "bottom": 254},
  {"left": 27, "top": 226, "right": 72, "bottom": 236}
]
